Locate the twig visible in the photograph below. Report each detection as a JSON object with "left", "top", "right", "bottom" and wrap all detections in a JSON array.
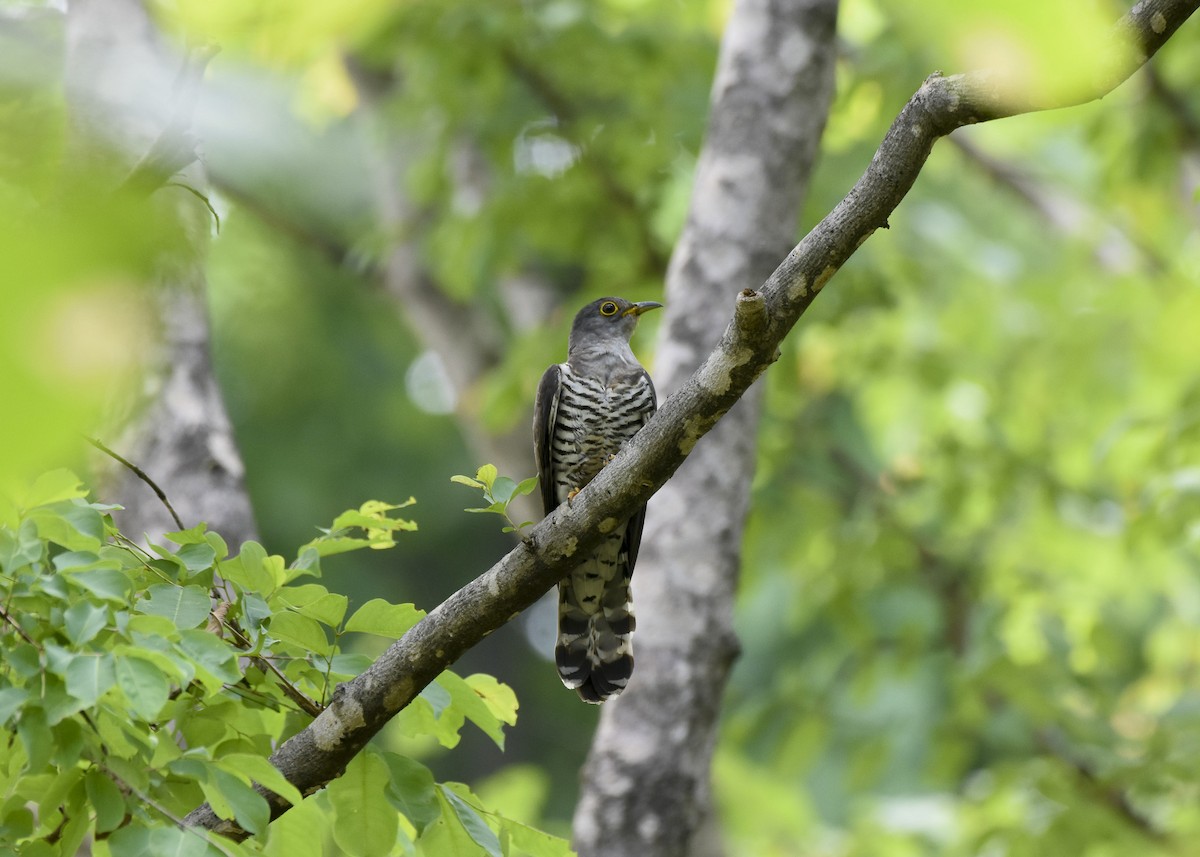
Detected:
[
  {"left": 248, "top": 654, "right": 325, "bottom": 718},
  {"left": 219, "top": 615, "right": 325, "bottom": 718},
  {"left": 165, "top": 181, "right": 221, "bottom": 232},
  {"left": 0, "top": 605, "right": 37, "bottom": 647},
  {"left": 87, "top": 437, "right": 185, "bottom": 531}
]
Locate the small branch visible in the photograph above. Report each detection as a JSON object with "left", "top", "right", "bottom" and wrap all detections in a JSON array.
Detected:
[
  {"left": 87, "top": 436, "right": 186, "bottom": 531},
  {"left": 217, "top": 610, "right": 325, "bottom": 718},
  {"left": 248, "top": 655, "right": 324, "bottom": 718},
  {"left": 0, "top": 605, "right": 37, "bottom": 647}
]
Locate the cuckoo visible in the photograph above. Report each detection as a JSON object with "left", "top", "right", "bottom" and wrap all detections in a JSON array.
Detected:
[{"left": 534, "top": 296, "right": 661, "bottom": 703}]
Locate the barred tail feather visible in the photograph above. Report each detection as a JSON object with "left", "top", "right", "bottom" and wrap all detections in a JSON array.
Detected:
[{"left": 556, "top": 575, "right": 635, "bottom": 704}]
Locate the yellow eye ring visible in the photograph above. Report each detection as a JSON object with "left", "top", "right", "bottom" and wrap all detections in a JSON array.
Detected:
[{"left": 599, "top": 301, "right": 619, "bottom": 316}]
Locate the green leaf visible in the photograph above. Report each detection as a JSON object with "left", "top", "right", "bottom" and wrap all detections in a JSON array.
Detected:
[
  {"left": 30, "top": 501, "right": 103, "bottom": 551},
  {"left": 380, "top": 753, "right": 440, "bottom": 834},
  {"left": 463, "top": 501, "right": 507, "bottom": 515},
  {"left": 464, "top": 674, "right": 519, "bottom": 732},
  {"left": 211, "top": 767, "right": 271, "bottom": 835},
  {"left": 0, "top": 806, "right": 34, "bottom": 841},
  {"left": 272, "top": 584, "right": 348, "bottom": 627},
  {"left": 229, "top": 541, "right": 283, "bottom": 597},
  {"left": 57, "top": 501, "right": 105, "bottom": 542},
  {"left": 5, "top": 644, "right": 40, "bottom": 679},
  {"left": 58, "top": 812, "right": 91, "bottom": 857},
  {"left": 490, "top": 476, "right": 518, "bottom": 504},
  {"left": 344, "top": 598, "right": 425, "bottom": 638},
  {"left": 64, "top": 600, "right": 109, "bottom": 645},
  {"left": 500, "top": 817, "right": 575, "bottom": 857},
  {"left": 53, "top": 550, "right": 108, "bottom": 571},
  {"left": 269, "top": 612, "right": 331, "bottom": 655},
  {"left": 205, "top": 531, "right": 229, "bottom": 562},
  {"left": 107, "top": 823, "right": 212, "bottom": 857},
  {"left": 421, "top": 681, "right": 452, "bottom": 720},
  {"left": 216, "top": 754, "right": 303, "bottom": 809},
  {"left": 85, "top": 769, "right": 126, "bottom": 833},
  {"left": 36, "top": 765, "right": 84, "bottom": 819},
  {"left": 439, "top": 785, "right": 502, "bottom": 857},
  {"left": 392, "top": 695, "right": 463, "bottom": 749},
  {"left": 438, "top": 671, "right": 513, "bottom": 750},
  {"left": 300, "top": 536, "right": 373, "bottom": 557},
  {"left": 176, "top": 541, "right": 217, "bottom": 572},
  {"left": 329, "top": 752, "right": 398, "bottom": 857},
  {"left": 475, "top": 464, "right": 498, "bottom": 490},
  {"left": 24, "top": 469, "right": 87, "bottom": 507},
  {"left": 289, "top": 545, "right": 321, "bottom": 577},
  {"left": 94, "top": 706, "right": 146, "bottom": 760},
  {"left": 263, "top": 793, "right": 325, "bottom": 857},
  {"left": 176, "top": 629, "right": 241, "bottom": 689},
  {"left": 513, "top": 476, "right": 539, "bottom": 498},
  {"left": 51, "top": 713, "right": 86, "bottom": 765},
  {"left": 298, "top": 592, "right": 349, "bottom": 626},
  {"left": 65, "top": 653, "right": 116, "bottom": 706},
  {"left": 17, "top": 709, "right": 52, "bottom": 770},
  {"left": 66, "top": 568, "right": 132, "bottom": 603},
  {"left": 0, "top": 686, "right": 29, "bottom": 725},
  {"left": 137, "top": 584, "right": 211, "bottom": 629},
  {"left": 115, "top": 656, "right": 172, "bottom": 721},
  {"left": 164, "top": 522, "right": 209, "bottom": 545},
  {"left": 450, "top": 475, "right": 484, "bottom": 488}
]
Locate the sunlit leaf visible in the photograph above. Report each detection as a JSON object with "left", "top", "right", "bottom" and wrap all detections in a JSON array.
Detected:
[
  {"left": 329, "top": 752, "right": 397, "bottom": 857},
  {"left": 344, "top": 598, "right": 425, "bottom": 638}
]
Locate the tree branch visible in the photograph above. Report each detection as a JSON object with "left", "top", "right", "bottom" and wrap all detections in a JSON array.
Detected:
[{"left": 184, "top": 0, "right": 1200, "bottom": 838}]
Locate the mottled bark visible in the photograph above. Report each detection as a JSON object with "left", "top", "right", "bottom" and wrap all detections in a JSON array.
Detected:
[
  {"left": 185, "top": 0, "right": 1200, "bottom": 839},
  {"left": 572, "top": 0, "right": 838, "bottom": 855},
  {"left": 65, "top": 0, "right": 258, "bottom": 547}
]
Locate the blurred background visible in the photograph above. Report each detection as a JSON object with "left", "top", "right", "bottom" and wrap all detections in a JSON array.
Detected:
[{"left": 2, "top": 0, "right": 1199, "bottom": 853}]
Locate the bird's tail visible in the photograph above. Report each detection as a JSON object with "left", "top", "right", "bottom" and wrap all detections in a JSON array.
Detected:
[{"left": 555, "top": 573, "right": 635, "bottom": 704}]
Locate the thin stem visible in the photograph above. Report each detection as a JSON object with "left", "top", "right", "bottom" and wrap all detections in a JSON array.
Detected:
[{"left": 87, "top": 437, "right": 185, "bottom": 531}]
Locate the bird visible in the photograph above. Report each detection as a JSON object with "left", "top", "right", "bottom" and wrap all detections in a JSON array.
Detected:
[{"left": 534, "top": 296, "right": 662, "bottom": 703}]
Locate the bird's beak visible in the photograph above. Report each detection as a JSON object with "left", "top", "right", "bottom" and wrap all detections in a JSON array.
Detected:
[{"left": 622, "top": 301, "right": 663, "bottom": 317}]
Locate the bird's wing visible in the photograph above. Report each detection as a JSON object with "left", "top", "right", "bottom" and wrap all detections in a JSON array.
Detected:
[
  {"left": 533, "top": 363, "right": 563, "bottom": 517},
  {"left": 621, "top": 369, "right": 657, "bottom": 575}
]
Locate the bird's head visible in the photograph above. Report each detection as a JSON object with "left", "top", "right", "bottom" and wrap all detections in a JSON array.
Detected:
[{"left": 567, "top": 297, "right": 663, "bottom": 353}]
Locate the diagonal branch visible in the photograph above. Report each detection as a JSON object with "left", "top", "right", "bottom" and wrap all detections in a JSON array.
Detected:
[{"left": 184, "top": 0, "right": 1200, "bottom": 838}]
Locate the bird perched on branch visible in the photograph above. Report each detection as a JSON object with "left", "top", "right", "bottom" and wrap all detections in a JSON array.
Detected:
[{"left": 534, "top": 297, "right": 662, "bottom": 703}]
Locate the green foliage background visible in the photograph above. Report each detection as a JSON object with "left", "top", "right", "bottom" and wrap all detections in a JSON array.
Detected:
[{"left": 2, "top": 0, "right": 1199, "bottom": 853}]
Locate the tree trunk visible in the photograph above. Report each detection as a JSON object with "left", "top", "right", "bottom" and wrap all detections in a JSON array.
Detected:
[
  {"left": 572, "top": 1, "right": 838, "bottom": 854},
  {"left": 65, "top": 0, "right": 258, "bottom": 548}
]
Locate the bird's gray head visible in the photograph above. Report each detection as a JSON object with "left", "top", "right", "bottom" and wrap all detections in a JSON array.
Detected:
[{"left": 567, "top": 297, "right": 662, "bottom": 354}]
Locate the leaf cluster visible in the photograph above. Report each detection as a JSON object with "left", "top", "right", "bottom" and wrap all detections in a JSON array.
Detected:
[
  {"left": 452, "top": 465, "right": 538, "bottom": 537},
  {"left": 0, "top": 471, "right": 570, "bottom": 856}
]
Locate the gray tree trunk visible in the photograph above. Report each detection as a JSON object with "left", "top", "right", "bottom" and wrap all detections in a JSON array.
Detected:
[
  {"left": 572, "top": 1, "right": 838, "bottom": 854},
  {"left": 65, "top": 0, "right": 258, "bottom": 548}
]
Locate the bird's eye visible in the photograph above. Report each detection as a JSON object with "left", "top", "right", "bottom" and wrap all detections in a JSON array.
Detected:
[{"left": 599, "top": 301, "right": 619, "bottom": 316}]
